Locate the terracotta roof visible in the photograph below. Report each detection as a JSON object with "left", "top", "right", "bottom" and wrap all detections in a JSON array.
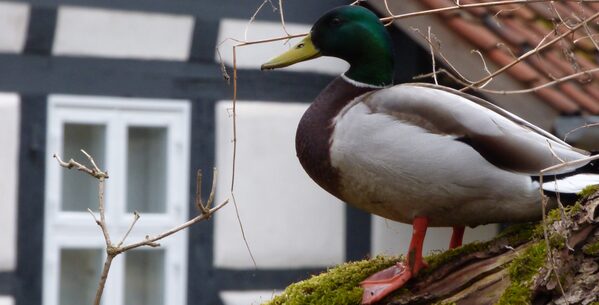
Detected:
[{"left": 417, "top": 0, "right": 599, "bottom": 115}]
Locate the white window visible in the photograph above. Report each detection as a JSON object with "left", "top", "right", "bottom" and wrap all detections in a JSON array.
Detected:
[
  {"left": 43, "top": 96, "right": 190, "bottom": 305},
  {"left": 0, "top": 93, "right": 19, "bottom": 273}
]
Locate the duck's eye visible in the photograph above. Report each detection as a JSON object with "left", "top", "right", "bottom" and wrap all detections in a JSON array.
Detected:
[
  {"left": 330, "top": 17, "right": 342, "bottom": 26},
  {"left": 296, "top": 43, "right": 305, "bottom": 49}
]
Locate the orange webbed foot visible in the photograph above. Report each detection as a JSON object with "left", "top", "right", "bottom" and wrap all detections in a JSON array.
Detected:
[
  {"left": 360, "top": 262, "right": 413, "bottom": 304},
  {"left": 360, "top": 216, "right": 429, "bottom": 304}
]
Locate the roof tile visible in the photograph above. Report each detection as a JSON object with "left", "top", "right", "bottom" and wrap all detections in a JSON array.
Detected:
[
  {"left": 483, "top": 15, "right": 527, "bottom": 47},
  {"left": 502, "top": 18, "right": 544, "bottom": 47},
  {"left": 532, "top": 82, "right": 580, "bottom": 114},
  {"left": 558, "top": 82, "right": 599, "bottom": 113},
  {"left": 445, "top": 15, "right": 499, "bottom": 50},
  {"left": 408, "top": 0, "right": 599, "bottom": 115}
]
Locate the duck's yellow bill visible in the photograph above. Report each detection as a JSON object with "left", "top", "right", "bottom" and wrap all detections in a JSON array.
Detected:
[{"left": 261, "top": 34, "right": 321, "bottom": 70}]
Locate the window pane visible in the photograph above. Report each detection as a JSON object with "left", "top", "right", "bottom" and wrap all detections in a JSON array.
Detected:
[
  {"left": 124, "top": 250, "right": 165, "bottom": 305},
  {"left": 62, "top": 124, "right": 106, "bottom": 211},
  {"left": 127, "top": 127, "right": 167, "bottom": 213},
  {"left": 59, "top": 249, "right": 102, "bottom": 305}
]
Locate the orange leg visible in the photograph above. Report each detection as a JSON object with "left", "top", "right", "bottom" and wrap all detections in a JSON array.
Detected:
[
  {"left": 449, "top": 226, "right": 465, "bottom": 249},
  {"left": 360, "top": 216, "right": 428, "bottom": 304}
]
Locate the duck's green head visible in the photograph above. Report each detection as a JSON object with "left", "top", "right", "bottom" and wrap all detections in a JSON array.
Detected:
[{"left": 261, "top": 6, "right": 394, "bottom": 87}]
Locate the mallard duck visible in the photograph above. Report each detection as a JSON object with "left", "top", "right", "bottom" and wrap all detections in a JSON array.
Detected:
[{"left": 261, "top": 5, "right": 599, "bottom": 304}]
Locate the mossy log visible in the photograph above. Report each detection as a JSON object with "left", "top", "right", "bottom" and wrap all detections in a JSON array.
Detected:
[{"left": 264, "top": 188, "right": 599, "bottom": 305}]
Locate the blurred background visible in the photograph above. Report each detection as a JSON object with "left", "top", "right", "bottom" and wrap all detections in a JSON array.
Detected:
[{"left": 1, "top": 0, "right": 598, "bottom": 305}]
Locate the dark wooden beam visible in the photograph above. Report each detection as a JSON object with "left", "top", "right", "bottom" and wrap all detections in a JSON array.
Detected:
[
  {"left": 5, "top": 0, "right": 349, "bottom": 23},
  {"left": 0, "top": 54, "right": 333, "bottom": 102}
]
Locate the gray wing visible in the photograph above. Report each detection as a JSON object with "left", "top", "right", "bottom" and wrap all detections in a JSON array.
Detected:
[{"left": 361, "top": 83, "right": 590, "bottom": 175}]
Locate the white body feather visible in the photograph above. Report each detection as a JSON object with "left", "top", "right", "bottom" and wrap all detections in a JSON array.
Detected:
[{"left": 328, "top": 85, "right": 596, "bottom": 227}]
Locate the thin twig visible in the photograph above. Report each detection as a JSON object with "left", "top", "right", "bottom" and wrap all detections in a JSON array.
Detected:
[
  {"left": 207, "top": 168, "right": 218, "bottom": 211},
  {"left": 471, "top": 49, "right": 493, "bottom": 88},
  {"left": 540, "top": 154, "right": 599, "bottom": 176},
  {"left": 231, "top": 192, "right": 257, "bottom": 267},
  {"left": 231, "top": 45, "right": 258, "bottom": 269},
  {"left": 379, "top": 0, "right": 594, "bottom": 23},
  {"left": 464, "top": 9, "right": 599, "bottom": 90},
  {"left": 278, "top": 0, "right": 290, "bottom": 36},
  {"left": 244, "top": 0, "right": 276, "bottom": 42},
  {"left": 411, "top": 27, "right": 481, "bottom": 85},
  {"left": 382, "top": 0, "right": 395, "bottom": 26},
  {"left": 418, "top": 67, "right": 599, "bottom": 96},
  {"left": 119, "top": 200, "right": 229, "bottom": 253},
  {"left": 538, "top": 174, "right": 569, "bottom": 302},
  {"left": 564, "top": 122, "right": 599, "bottom": 142},
  {"left": 428, "top": 26, "right": 439, "bottom": 85},
  {"left": 53, "top": 152, "right": 108, "bottom": 179},
  {"left": 232, "top": 45, "right": 238, "bottom": 192},
  {"left": 117, "top": 211, "right": 140, "bottom": 247},
  {"left": 97, "top": 176, "right": 111, "bottom": 247},
  {"left": 215, "top": 46, "right": 231, "bottom": 83}
]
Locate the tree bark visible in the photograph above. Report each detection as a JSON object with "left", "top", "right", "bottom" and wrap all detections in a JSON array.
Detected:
[{"left": 385, "top": 191, "right": 599, "bottom": 305}]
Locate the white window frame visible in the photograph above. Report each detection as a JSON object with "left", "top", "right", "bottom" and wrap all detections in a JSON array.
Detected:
[{"left": 43, "top": 95, "right": 191, "bottom": 305}]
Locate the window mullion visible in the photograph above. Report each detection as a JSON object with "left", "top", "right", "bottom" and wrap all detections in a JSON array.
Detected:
[{"left": 107, "top": 112, "right": 128, "bottom": 234}]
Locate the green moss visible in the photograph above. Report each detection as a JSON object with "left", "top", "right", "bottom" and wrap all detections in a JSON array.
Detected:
[
  {"left": 496, "top": 283, "right": 531, "bottom": 305},
  {"left": 546, "top": 207, "right": 565, "bottom": 223},
  {"left": 583, "top": 240, "right": 599, "bottom": 256},
  {"left": 497, "top": 222, "right": 539, "bottom": 245},
  {"left": 263, "top": 256, "right": 398, "bottom": 305},
  {"left": 496, "top": 242, "right": 547, "bottom": 305},
  {"left": 544, "top": 203, "right": 583, "bottom": 225},
  {"left": 422, "top": 241, "right": 489, "bottom": 275},
  {"left": 548, "top": 234, "right": 566, "bottom": 249},
  {"left": 263, "top": 218, "right": 558, "bottom": 305},
  {"left": 508, "top": 242, "right": 546, "bottom": 283},
  {"left": 578, "top": 184, "right": 599, "bottom": 199}
]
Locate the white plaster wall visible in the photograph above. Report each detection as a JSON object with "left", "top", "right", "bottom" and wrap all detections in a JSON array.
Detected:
[
  {"left": 220, "top": 290, "right": 277, "bottom": 305},
  {"left": 0, "top": 94, "right": 20, "bottom": 272},
  {"left": 372, "top": 216, "right": 499, "bottom": 256},
  {"left": 216, "top": 19, "right": 349, "bottom": 75},
  {"left": 53, "top": 6, "right": 194, "bottom": 60},
  {"left": 0, "top": 296, "right": 14, "bottom": 305},
  {"left": 214, "top": 101, "right": 345, "bottom": 269},
  {"left": 0, "top": 2, "right": 30, "bottom": 53}
]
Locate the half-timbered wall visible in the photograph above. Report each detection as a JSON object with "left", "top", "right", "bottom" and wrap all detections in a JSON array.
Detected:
[{"left": 0, "top": 1, "right": 498, "bottom": 304}]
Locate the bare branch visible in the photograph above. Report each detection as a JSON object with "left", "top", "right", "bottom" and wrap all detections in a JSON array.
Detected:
[
  {"left": 117, "top": 211, "right": 140, "bottom": 248},
  {"left": 410, "top": 27, "right": 477, "bottom": 85},
  {"left": 420, "top": 67, "right": 599, "bottom": 96},
  {"left": 278, "top": 0, "right": 290, "bottom": 36},
  {"left": 564, "top": 122, "right": 599, "bottom": 142},
  {"left": 55, "top": 150, "right": 228, "bottom": 305},
  {"left": 464, "top": 9, "right": 599, "bottom": 90},
  {"left": 87, "top": 208, "right": 101, "bottom": 226},
  {"left": 207, "top": 167, "right": 218, "bottom": 211},
  {"left": 53, "top": 152, "right": 108, "bottom": 179},
  {"left": 427, "top": 27, "right": 438, "bottom": 85},
  {"left": 541, "top": 154, "right": 599, "bottom": 176},
  {"left": 379, "top": 0, "right": 593, "bottom": 23},
  {"left": 244, "top": 0, "right": 277, "bottom": 42},
  {"left": 119, "top": 200, "right": 229, "bottom": 253},
  {"left": 93, "top": 255, "right": 114, "bottom": 305},
  {"left": 231, "top": 192, "right": 258, "bottom": 268}
]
